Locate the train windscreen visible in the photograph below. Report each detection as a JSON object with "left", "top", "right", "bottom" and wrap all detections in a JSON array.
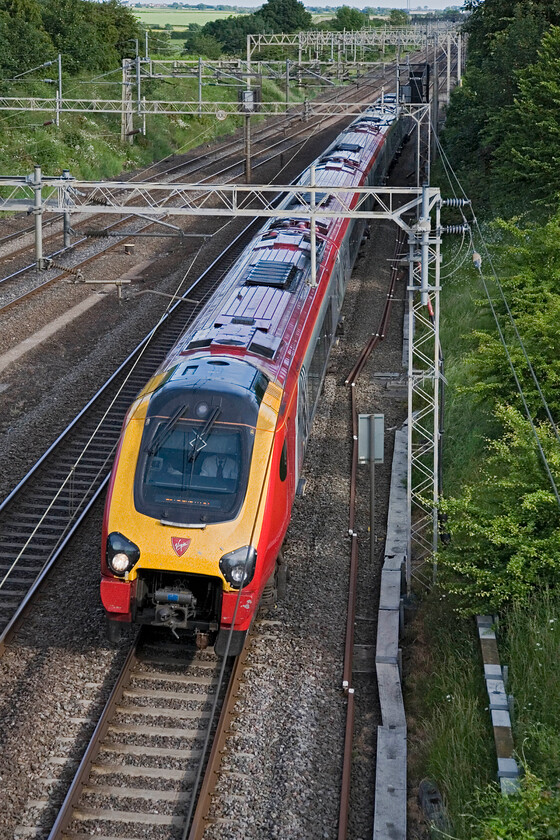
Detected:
[{"left": 134, "top": 397, "right": 256, "bottom": 525}]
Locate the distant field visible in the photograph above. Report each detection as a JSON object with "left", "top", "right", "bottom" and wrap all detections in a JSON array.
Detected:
[{"left": 134, "top": 9, "right": 245, "bottom": 28}]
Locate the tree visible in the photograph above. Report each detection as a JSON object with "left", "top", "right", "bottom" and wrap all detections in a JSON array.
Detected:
[
  {"left": 0, "top": 8, "right": 54, "bottom": 74},
  {"left": 1, "top": 0, "right": 42, "bottom": 26},
  {"left": 442, "top": 0, "right": 560, "bottom": 205},
  {"left": 332, "top": 5, "right": 369, "bottom": 31},
  {"left": 492, "top": 26, "right": 560, "bottom": 206},
  {"left": 0, "top": 0, "right": 55, "bottom": 75},
  {"left": 389, "top": 9, "right": 408, "bottom": 26},
  {"left": 259, "top": 0, "right": 312, "bottom": 32},
  {"left": 39, "top": 0, "right": 142, "bottom": 72},
  {"left": 183, "top": 30, "right": 222, "bottom": 59},
  {"left": 438, "top": 405, "right": 560, "bottom": 614},
  {"left": 201, "top": 13, "right": 265, "bottom": 55}
]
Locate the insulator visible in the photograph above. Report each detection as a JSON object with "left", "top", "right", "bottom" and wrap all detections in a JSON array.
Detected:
[
  {"left": 441, "top": 198, "right": 471, "bottom": 207},
  {"left": 442, "top": 224, "right": 469, "bottom": 235}
]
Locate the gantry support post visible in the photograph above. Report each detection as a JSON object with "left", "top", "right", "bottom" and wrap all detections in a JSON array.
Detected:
[
  {"left": 33, "top": 164, "right": 44, "bottom": 269},
  {"left": 121, "top": 59, "right": 133, "bottom": 144},
  {"left": 56, "top": 53, "right": 62, "bottom": 127},
  {"left": 309, "top": 164, "right": 317, "bottom": 287},
  {"left": 62, "top": 168, "right": 71, "bottom": 249},
  {"left": 198, "top": 57, "right": 202, "bottom": 116},
  {"left": 406, "top": 185, "right": 442, "bottom": 588}
]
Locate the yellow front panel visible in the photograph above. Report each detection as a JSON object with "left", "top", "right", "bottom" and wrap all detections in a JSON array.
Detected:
[{"left": 106, "top": 386, "right": 279, "bottom": 589}]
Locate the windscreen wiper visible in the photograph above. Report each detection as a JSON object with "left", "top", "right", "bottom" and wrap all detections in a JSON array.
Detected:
[
  {"left": 188, "top": 406, "right": 221, "bottom": 462},
  {"left": 147, "top": 403, "right": 189, "bottom": 456}
]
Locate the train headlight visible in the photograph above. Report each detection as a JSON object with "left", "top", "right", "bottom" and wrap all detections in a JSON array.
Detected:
[
  {"left": 219, "top": 546, "right": 256, "bottom": 589},
  {"left": 107, "top": 532, "right": 140, "bottom": 577}
]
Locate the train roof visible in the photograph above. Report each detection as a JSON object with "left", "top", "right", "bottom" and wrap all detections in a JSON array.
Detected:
[{"left": 163, "top": 104, "right": 400, "bottom": 388}]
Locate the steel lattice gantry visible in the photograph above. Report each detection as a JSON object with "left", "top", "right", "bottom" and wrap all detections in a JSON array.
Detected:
[
  {"left": 247, "top": 24, "right": 462, "bottom": 61},
  {"left": 0, "top": 24, "right": 463, "bottom": 123}
]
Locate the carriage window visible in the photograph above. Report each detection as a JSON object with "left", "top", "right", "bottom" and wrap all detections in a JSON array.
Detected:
[{"left": 279, "top": 439, "right": 288, "bottom": 481}]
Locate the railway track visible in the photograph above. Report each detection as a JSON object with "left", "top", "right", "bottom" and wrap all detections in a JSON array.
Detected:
[
  {"left": 46, "top": 630, "right": 237, "bottom": 840},
  {"left": 0, "top": 223, "right": 260, "bottom": 652}
]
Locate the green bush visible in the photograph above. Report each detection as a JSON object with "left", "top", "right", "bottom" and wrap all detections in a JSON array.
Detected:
[
  {"left": 438, "top": 404, "right": 560, "bottom": 614},
  {"left": 467, "top": 770, "right": 560, "bottom": 840}
]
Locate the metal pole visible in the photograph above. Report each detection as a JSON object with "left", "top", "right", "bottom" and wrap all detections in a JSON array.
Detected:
[
  {"left": 33, "top": 165, "right": 44, "bottom": 269},
  {"left": 145, "top": 30, "right": 149, "bottom": 60},
  {"left": 432, "top": 38, "right": 438, "bottom": 164},
  {"left": 416, "top": 111, "right": 421, "bottom": 188},
  {"left": 433, "top": 198, "right": 441, "bottom": 578},
  {"left": 420, "top": 184, "right": 430, "bottom": 305},
  {"left": 244, "top": 34, "right": 252, "bottom": 183},
  {"left": 244, "top": 115, "right": 251, "bottom": 183},
  {"left": 246, "top": 33, "right": 251, "bottom": 85},
  {"left": 121, "top": 60, "right": 133, "bottom": 144},
  {"left": 369, "top": 421, "right": 376, "bottom": 564},
  {"left": 457, "top": 32, "right": 462, "bottom": 83},
  {"left": 310, "top": 164, "right": 316, "bottom": 287},
  {"left": 446, "top": 32, "right": 451, "bottom": 104},
  {"left": 135, "top": 54, "right": 141, "bottom": 119},
  {"left": 285, "top": 59, "right": 290, "bottom": 113},
  {"left": 56, "top": 53, "right": 62, "bottom": 127},
  {"left": 198, "top": 56, "right": 202, "bottom": 116},
  {"left": 121, "top": 59, "right": 126, "bottom": 143},
  {"left": 62, "top": 168, "right": 71, "bottom": 249}
]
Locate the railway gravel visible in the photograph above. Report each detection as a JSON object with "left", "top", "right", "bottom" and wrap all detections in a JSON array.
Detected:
[{"left": 0, "top": 120, "right": 414, "bottom": 839}]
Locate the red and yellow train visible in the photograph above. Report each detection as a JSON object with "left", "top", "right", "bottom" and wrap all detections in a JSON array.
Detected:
[{"left": 100, "top": 99, "right": 408, "bottom": 655}]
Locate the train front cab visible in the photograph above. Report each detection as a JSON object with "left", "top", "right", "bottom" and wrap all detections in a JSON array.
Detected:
[{"left": 100, "top": 356, "right": 287, "bottom": 656}]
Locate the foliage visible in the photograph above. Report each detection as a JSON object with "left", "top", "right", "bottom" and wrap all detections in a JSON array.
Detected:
[
  {"left": 442, "top": 0, "right": 560, "bottom": 207},
  {"left": 466, "top": 770, "right": 560, "bottom": 840},
  {"left": 201, "top": 12, "right": 265, "bottom": 54},
  {"left": 465, "top": 214, "right": 560, "bottom": 421},
  {"left": 196, "top": 0, "right": 311, "bottom": 55},
  {"left": 389, "top": 9, "right": 408, "bottom": 26},
  {"left": 0, "top": 8, "right": 55, "bottom": 76},
  {"left": 260, "top": 0, "right": 311, "bottom": 32},
  {"left": 405, "top": 592, "right": 494, "bottom": 839},
  {"left": 437, "top": 214, "right": 560, "bottom": 612},
  {"left": 0, "top": 0, "right": 143, "bottom": 74},
  {"left": 438, "top": 404, "right": 560, "bottom": 614},
  {"left": 182, "top": 25, "right": 223, "bottom": 59},
  {"left": 491, "top": 26, "right": 560, "bottom": 208},
  {"left": 329, "top": 6, "right": 370, "bottom": 31},
  {"left": 39, "top": 0, "right": 143, "bottom": 72}
]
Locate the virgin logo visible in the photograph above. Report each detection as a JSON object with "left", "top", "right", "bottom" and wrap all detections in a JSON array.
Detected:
[{"left": 171, "top": 537, "right": 191, "bottom": 557}]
